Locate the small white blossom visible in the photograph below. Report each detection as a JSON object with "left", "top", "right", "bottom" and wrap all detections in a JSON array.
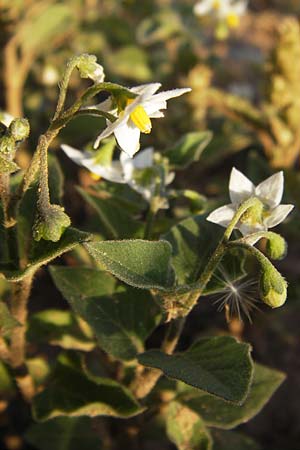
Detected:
[
  {"left": 194, "top": 0, "right": 248, "bottom": 28},
  {"left": 0, "top": 111, "right": 14, "bottom": 127},
  {"left": 207, "top": 167, "right": 294, "bottom": 236},
  {"left": 61, "top": 144, "right": 173, "bottom": 203},
  {"left": 93, "top": 83, "right": 191, "bottom": 157}
]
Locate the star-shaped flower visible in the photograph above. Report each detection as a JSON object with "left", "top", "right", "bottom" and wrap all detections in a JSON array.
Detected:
[
  {"left": 93, "top": 83, "right": 191, "bottom": 157},
  {"left": 61, "top": 144, "right": 173, "bottom": 204},
  {"left": 194, "top": 0, "right": 247, "bottom": 28},
  {"left": 207, "top": 167, "right": 294, "bottom": 236}
]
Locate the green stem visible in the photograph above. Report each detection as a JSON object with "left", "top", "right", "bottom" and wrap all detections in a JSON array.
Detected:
[
  {"left": 130, "top": 317, "right": 185, "bottom": 399},
  {"left": 197, "top": 197, "right": 264, "bottom": 291},
  {"left": 53, "top": 56, "right": 81, "bottom": 121},
  {"left": 9, "top": 274, "right": 35, "bottom": 402}
]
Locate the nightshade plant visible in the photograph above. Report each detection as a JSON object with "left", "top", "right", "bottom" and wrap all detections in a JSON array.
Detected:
[{"left": 0, "top": 54, "right": 292, "bottom": 450}]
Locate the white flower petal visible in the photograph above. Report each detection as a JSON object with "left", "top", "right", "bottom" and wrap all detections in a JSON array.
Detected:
[
  {"left": 61, "top": 144, "right": 125, "bottom": 183},
  {"left": 120, "top": 147, "right": 153, "bottom": 182},
  {"left": 242, "top": 232, "right": 265, "bottom": 246},
  {"left": 238, "top": 222, "right": 266, "bottom": 236},
  {"left": 264, "top": 204, "right": 294, "bottom": 228},
  {"left": 194, "top": 0, "right": 213, "bottom": 16},
  {"left": 206, "top": 204, "right": 236, "bottom": 228},
  {"left": 255, "top": 171, "right": 284, "bottom": 208},
  {"left": 131, "top": 83, "right": 162, "bottom": 97},
  {"left": 132, "top": 147, "right": 154, "bottom": 169},
  {"left": 0, "top": 111, "right": 14, "bottom": 127},
  {"left": 150, "top": 88, "right": 191, "bottom": 105},
  {"left": 229, "top": 167, "right": 255, "bottom": 205},
  {"left": 114, "top": 120, "right": 141, "bottom": 157},
  {"left": 144, "top": 101, "right": 167, "bottom": 115}
]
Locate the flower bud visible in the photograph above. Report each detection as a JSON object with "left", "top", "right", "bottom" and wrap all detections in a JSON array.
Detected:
[
  {"left": 77, "top": 54, "right": 105, "bottom": 83},
  {"left": 259, "top": 265, "right": 287, "bottom": 308},
  {"left": 9, "top": 118, "right": 30, "bottom": 141},
  {"left": 265, "top": 233, "right": 287, "bottom": 260},
  {"left": 0, "top": 135, "right": 15, "bottom": 156},
  {"left": 33, "top": 205, "right": 71, "bottom": 242}
]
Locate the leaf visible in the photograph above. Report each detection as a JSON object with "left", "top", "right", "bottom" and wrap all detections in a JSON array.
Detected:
[
  {"left": 3, "top": 228, "right": 91, "bottom": 281},
  {"left": 49, "top": 266, "right": 161, "bottom": 360},
  {"left": 107, "top": 46, "right": 152, "bottom": 82},
  {"left": 85, "top": 240, "right": 175, "bottom": 290},
  {"left": 211, "top": 430, "right": 261, "bottom": 450},
  {"left": 19, "top": 4, "right": 74, "bottom": 55},
  {"left": 27, "top": 357, "right": 51, "bottom": 387},
  {"left": 0, "top": 301, "right": 21, "bottom": 337},
  {"left": 162, "top": 215, "right": 223, "bottom": 287},
  {"left": 138, "top": 336, "right": 253, "bottom": 404},
  {"left": 0, "top": 361, "right": 15, "bottom": 398},
  {"left": 32, "top": 354, "right": 143, "bottom": 421},
  {"left": 78, "top": 187, "right": 143, "bottom": 239},
  {"left": 166, "top": 401, "right": 212, "bottom": 450},
  {"left": 178, "top": 364, "right": 285, "bottom": 429},
  {"left": 164, "top": 132, "right": 212, "bottom": 169},
  {"left": 49, "top": 266, "right": 116, "bottom": 313},
  {"left": 27, "top": 309, "right": 95, "bottom": 352},
  {"left": 25, "top": 417, "right": 101, "bottom": 450}
]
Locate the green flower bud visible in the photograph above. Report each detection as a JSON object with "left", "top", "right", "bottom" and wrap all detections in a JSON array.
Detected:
[
  {"left": 0, "top": 155, "right": 19, "bottom": 174},
  {"left": 259, "top": 265, "right": 287, "bottom": 308},
  {"left": 265, "top": 232, "right": 287, "bottom": 260},
  {"left": 33, "top": 205, "right": 71, "bottom": 242},
  {"left": 9, "top": 118, "right": 30, "bottom": 141},
  {"left": 0, "top": 135, "right": 15, "bottom": 156},
  {"left": 77, "top": 54, "right": 104, "bottom": 83}
]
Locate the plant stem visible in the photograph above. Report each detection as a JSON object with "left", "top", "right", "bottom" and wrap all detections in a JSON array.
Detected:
[
  {"left": 9, "top": 275, "right": 35, "bottom": 402},
  {"left": 130, "top": 318, "right": 185, "bottom": 399}
]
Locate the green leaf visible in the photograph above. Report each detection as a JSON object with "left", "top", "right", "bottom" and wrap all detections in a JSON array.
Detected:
[
  {"left": 3, "top": 228, "right": 91, "bottom": 281},
  {"left": 25, "top": 417, "right": 101, "bottom": 450},
  {"left": 138, "top": 336, "right": 253, "bottom": 404},
  {"left": 107, "top": 46, "right": 152, "bottom": 82},
  {"left": 164, "top": 132, "right": 212, "bottom": 169},
  {"left": 32, "top": 354, "right": 143, "bottom": 421},
  {"left": 166, "top": 401, "right": 212, "bottom": 450},
  {"left": 49, "top": 266, "right": 161, "bottom": 360},
  {"left": 85, "top": 240, "right": 175, "bottom": 290},
  {"left": 0, "top": 361, "right": 15, "bottom": 398},
  {"left": 19, "top": 4, "right": 74, "bottom": 54},
  {"left": 27, "top": 309, "right": 95, "bottom": 351},
  {"left": 0, "top": 301, "right": 21, "bottom": 337},
  {"left": 49, "top": 266, "right": 116, "bottom": 313},
  {"left": 162, "top": 215, "right": 223, "bottom": 287},
  {"left": 78, "top": 187, "right": 143, "bottom": 239},
  {"left": 27, "top": 357, "right": 51, "bottom": 387},
  {"left": 178, "top": 364, "right": 285, "bottom": 429},
  {"left": 211, "top": 430, "right": 261, "bottom": 450}
]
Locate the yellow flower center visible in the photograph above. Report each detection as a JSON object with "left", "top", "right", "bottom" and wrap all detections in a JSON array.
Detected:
[
  {"left": 91, "top": 173, "right": 101, "bottom": 181},
  {"left": 226, "top": 13, "right": 240, "bottom": 28},
  {"left": 212, "top": 0, "right": 221, "bottom": 10},
  {"left": 126, "top": 99, "right": 152, "bottom": 134}
]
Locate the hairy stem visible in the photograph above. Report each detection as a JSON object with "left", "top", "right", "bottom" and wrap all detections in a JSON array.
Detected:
[
  {"left": 9, "top": 275, "right": 35, "bottom": 402},
  {"left": 131, "top": 318, "right": 185, "bottom": 399}
]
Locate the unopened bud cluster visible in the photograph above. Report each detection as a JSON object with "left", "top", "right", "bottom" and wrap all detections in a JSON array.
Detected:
[{"left": 0, "top": 117, "right": 30, "bottom": 174}]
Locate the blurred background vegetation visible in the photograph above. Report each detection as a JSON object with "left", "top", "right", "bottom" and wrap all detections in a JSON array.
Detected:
[{"left": 1, "top": 1, "right": 300, "bottom": 449}]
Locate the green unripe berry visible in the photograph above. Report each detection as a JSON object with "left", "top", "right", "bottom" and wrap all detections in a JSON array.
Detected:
[
  {"left": 265, "top": 232, "right": 287, "bottom": 260},
  {"left": 259, "top": 265, "right": 287, "bottom": 308},
  {"left": 33, "top": 205, "right": 71, "bottom": 242},
  {"left": 9, "top": 118, "right": 30, "bottom": 141}
]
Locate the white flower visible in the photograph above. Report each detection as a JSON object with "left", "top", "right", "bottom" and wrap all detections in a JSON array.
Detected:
[
  {"left": 61, "top": 144, "right": 173, "bottom": 203},
  {"left": 194, "top": 0, "right": 247, "bottom": 28},
  {"left": 0, "top": 111, "right": 14, "bottom": 127},
  {"left": 207, "top": 167, "right": 294, "bottom": 236},
  {"left": 93, "top": 83, "right": 191, "bottom": 157}
]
